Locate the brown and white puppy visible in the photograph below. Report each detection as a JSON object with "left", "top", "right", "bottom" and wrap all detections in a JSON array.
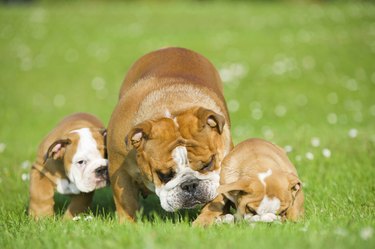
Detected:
[
  {"left": 195, "top": 138, "right": 304, "bottom": 225},
  {"left": 28, "top": 113, "right": 109, "bottom": 219},
  {"left": 107, "top": 47, "right": 232, "bottom": 222}
]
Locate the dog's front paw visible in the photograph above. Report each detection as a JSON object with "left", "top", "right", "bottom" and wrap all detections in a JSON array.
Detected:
[
  {"left": 215, "top": 214, "right": 235, "bottom": 225},
  {"left": 260, "top": 213, "right": 279, "bottom": 223},
  {"left": 192, "top": 215, "right": 216, "bottom": 227},
  {"left": 244, "top": 213, "right": 280, "bottom": 223}
]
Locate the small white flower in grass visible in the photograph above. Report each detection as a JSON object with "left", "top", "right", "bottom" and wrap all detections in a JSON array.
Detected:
[
  {"left": 305, "top": 152, "right": 314, "bottom": 160},
  {"left": 284, "top": 145, "right": 293, "bottom": 153},
  {"left": 262, "top": 127, "right": 274, "bottom": 140},
  {"left": 335, "top": 227, "right": 348, "bottom": 237},
  {"left": 327, "top": 92, "right": 338, "bottom": 105},
  {"left": 295, "top": 94, "right": 308, "bottom": 106},
  {"left": 251, "top": 108, "right": 263, "bottom": 120},
  {"left": 311, "top": 137, "right": 320, "bottom": 147},
  {"left": 21, "top": 160, "right": 31, "bottom": 169},
  {"left": 0, "top": 143, "right": 6, "bottom": 153},
  {"left": 360, "top": 227, "right": 374, "bottom": 240},
  {"left": 53, "top": 94, "right": 65, "bottom": 108},
  {"left": 228, "top": 99, "right": 240, "bottom": 113},
  {"left": 327, "top": 113, "right": 337, "bottom": 124},
  {"left": 73, "top": 216, "right": 81, "bottom": 221},
  {"left": 274, "top": 105, "right": 287, "bottom": 117},
  {"left": 21, "top": 173, "right": 30, "bottom": 181},
  {"left": 302, "top": 181, "right": 307, "bottom": 188},
  {"left": 84, "top": 215, "right": 93, "bottom": 221},
  {"left": 91, "top": 76, "right": 106, "bottom": 91},
  {"left": 299, "top": 225, "right": 308, "bottom": 232},
  {"left": 348, "top": 128, "right": 358, "bottom": 138},
  {"left": 322, "top": 148, "right": 331, "bottom": 158}
]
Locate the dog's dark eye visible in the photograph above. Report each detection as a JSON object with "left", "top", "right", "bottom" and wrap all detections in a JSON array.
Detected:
[
  {"left": 77, "top": 160, "right": 86, "bottom": 166},
  {"left": 157, "top": 170, "right": 175, "bottom": 183},
  {"left": 279, "top": 208, "right": 288, "bottom": 216},
  {"left": 201, "top": 156, "right": 215, "bottom": 171},
  {"left": 246, "top": 205, "right": 257, "bottom": 215}
]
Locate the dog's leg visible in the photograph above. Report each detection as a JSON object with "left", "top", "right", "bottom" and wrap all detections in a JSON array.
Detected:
[
  {"left": 192, "top": 194, "right": 229, "bottom": 227},
  {"left": 109, "top": 152, "right": 140, "bottom": 223},
  {"left": 63, "top": 191, "right": 94, "bottom": 219},
  {"left": 28, "top": 166, "right": 55, "bottom": 218}
]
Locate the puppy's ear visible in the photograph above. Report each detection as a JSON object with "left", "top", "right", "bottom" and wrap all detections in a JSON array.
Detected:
[
  {"left": 217, "top": 179, "right": 250, "bottom": 195},
  {"left": 99, "top": 128, "right": 107, "bottom": 138},
  {"left": 288, "top": 173, "right": 302, "bottom": 199},
  {"left": 44, "top": 139, "right": 71, "bottom": 164},
  {"left": 196, "top": 107, "right": 225, "bottom": 134},
  {"left": 125, "top": 121, "right": 152, "bottom": 151}
]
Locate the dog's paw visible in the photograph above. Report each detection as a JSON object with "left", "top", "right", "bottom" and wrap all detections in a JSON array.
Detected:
[
  {"left": 244, "top": 213, "right": 280, "bottom": 223},
  {"left": 260, "top": 213, "right": 279, "bottom": 222},
  {"left": 215, "top": 214, "right": 235, "bottom": 225}
]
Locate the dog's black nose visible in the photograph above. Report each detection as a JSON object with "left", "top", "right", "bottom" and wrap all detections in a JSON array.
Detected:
[
  {"left": 95, "top": 166, "right": 108, "bottom": 177},
  {"left": 180, "top": 180, "right": 199, "bottom": 193}
]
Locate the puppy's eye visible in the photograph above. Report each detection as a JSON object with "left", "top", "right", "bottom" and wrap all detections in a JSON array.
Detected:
[
  {"left": 157, "top": 170, "right": 175, "bottom": 183},
  {"left": 77, "top": 160, "right": 86, "bottom": 166},
  {"left": 246, "top": 205, "right": 257, "bottom": 215},
  {"left": 201, "top": 156, "right": 215, "bottom": 171},
  {"left": 279, "top": 208, "right": 288, "bottom": 216}
]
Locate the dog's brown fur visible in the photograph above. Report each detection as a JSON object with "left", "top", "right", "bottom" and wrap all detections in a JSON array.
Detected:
[{"left": 107, "top": 47, "right": 232, "bottom": 222}]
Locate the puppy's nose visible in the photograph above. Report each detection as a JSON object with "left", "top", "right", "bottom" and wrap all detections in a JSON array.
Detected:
[
  {"left": 95, "top": 166, "right": 108, "bottom": 177},
  {"left": 180, "top": 180, "right": 199, "bottom": 193}
]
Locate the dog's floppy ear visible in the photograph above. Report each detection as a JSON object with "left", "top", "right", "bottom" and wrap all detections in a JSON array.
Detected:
[
  {"left": 217, "top": 179, "right": 251, "bottom": 195},
  {"left": 125, "top": 121, "right": 152, "bottom": 151},
  {"left": 288, "top": 173, "right": 302, "bottom": 199},
  {"left": 44, "top": 139, "right": 71, "bottom": 164},
  {"left": 196, "top": 107, "right": 225, "bottom": 134},
  {"left": 99, "top": 128, "right": 107, "bottom": 138}
]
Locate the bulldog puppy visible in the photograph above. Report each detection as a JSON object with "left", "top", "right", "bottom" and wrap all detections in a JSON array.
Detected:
[
  {"left": 195, "top": 138, "right": 304, "bottom": 225},
  {"left": 28, "top": 113, "right": 109, "bottom": 219},
  {"left": 107, "top": 47, "right": 232, "bottom": 222}
]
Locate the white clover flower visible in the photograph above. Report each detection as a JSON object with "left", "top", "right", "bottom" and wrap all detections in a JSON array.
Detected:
[
  {"left": 228, "top": 99, "right": 240, "bottom": 113},
  {"left": 72, "top": 216, "right": 81, "bottom": 221},
  {"left": 311, "top": 137, "right": 320, "bottom": 147},
  {"left": 53, "top": 94, "right": 65, "bottom": 108},
  {"left": 21, "top": 173, "right": 30, "bottom": 181},
  {"left": 91, "top": 76, "right": 106, "bottom": 91},
  {"left": 21, "top": 160, "right": 31, "bottom": 169},
  {"left": 284, "top": 145, "right": 293, "bottom": 153},
  {"left": 360, "top": 227, "right": 373, "bottom": 240},
  {"left": 335, "top": 227, "right": 348, "bottom": 237},
  {"left": 84, "top": 216, "right": 94, "bottom": 221},
  {"left": 305, "top": 152, "right": 314, "bottom": 160},
  {"left": 0, "top": 143, "right": 6, "bottom": 153},
  {"left": 322, "top": 148, "right": 331, "bottom": 158},
  {"left": 348, "top": 128, "right": 358, "bottom": 138}
]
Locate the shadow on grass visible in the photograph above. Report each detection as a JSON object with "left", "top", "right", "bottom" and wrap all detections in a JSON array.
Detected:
[{"left": 53, "top": 187, "right": 200, "bottom": 223}]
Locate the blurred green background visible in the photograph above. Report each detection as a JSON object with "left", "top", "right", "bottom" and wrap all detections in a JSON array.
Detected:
[{"left": 0, "top": 0, "right": 374, "bottom": 248}]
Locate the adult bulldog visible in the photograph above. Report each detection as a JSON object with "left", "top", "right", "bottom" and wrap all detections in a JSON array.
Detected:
[{"left": 107, "top": 47, "right": 232, "bottom": 222}]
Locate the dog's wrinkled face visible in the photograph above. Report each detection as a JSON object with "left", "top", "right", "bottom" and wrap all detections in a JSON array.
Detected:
[
  {"left": 218, "top": 169, "right": 301, "bottom": 222},
  {"left": 46, "top": 128, "right": 109, "bottom": 193},
  {"left": 126, "top": 107, "right": 229, "bottom": 211}
]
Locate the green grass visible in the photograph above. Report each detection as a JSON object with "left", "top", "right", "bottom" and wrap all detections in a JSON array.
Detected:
[{"left": 1, "top": 1, "right": 374, "bottom": 248}]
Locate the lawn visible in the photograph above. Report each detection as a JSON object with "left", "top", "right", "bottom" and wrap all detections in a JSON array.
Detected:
[{"left": 0, "top": 1, "right": 374, "bottom": 248}]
